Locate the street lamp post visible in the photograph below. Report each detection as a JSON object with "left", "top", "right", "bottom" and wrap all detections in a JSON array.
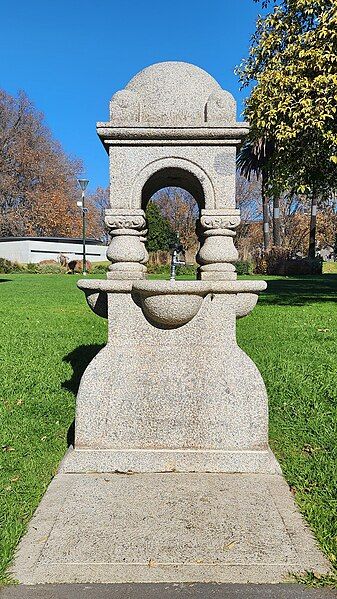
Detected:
[{"left": 77, "top": 178, "right": 89, "bottom": 276}]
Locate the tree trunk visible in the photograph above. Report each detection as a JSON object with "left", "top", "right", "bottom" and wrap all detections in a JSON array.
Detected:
[
  {"left": 308, "top": 194, "right": 317, "bottom": 258},
  {"left": 262, "top": 177, "right": 270, "bottom": 252},
  {"left": 273, "top": 196, "right": 281, "bottom": 246}
]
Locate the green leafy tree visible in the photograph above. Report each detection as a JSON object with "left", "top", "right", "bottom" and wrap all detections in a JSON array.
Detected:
[
  {"left": 237, "top": 0, "right": 337, "bottom": 257},
  {"left": 145, "top": 201, "right": 177, "bottom": 252}
]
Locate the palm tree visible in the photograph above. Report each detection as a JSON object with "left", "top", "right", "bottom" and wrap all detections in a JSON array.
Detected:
[
  {"left": 237, "top": 138, "right": 277, "bottom": 251},
  {"left": 308, "top": 189, "right": 317, "bottom": 259}
]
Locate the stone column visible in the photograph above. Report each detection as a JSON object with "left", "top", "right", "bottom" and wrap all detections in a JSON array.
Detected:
[
  {"left": 105, "top": 209, "right": 148, "bottom": 280},
  {"left": 197, "top": 209, "right": 240, "bottom": 281}
]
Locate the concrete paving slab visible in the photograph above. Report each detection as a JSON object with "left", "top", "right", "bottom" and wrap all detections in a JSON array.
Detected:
[
  {"left": 11, "top": 473, "right": 330, "bottom": 585},
  {"left": 0, "top": 584, "right": 336, "bottom": 599}
]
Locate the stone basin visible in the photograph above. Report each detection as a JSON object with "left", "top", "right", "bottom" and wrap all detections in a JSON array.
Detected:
[
  {"left": 77, "top": 279, "right": 132, "bottom": 319},
  {"left": 78, "top": 279, "right": 267, "bottom": 325},
  {"left": 133, "top": 279, "right": 266, "bottom": 326},
  {"left": 133, "top": 280, "right": 203, "bottom": 327}
]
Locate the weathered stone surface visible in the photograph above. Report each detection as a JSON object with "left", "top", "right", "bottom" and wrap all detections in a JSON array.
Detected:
[
  {"left": 102, "top": 59, "right": 246, "bottom": 220},
  {"left": 62, "top": 281, "right": 279, "bottom": 474},
  {"left": 133, "top": 279, "right": 266, "bottom": 325},
  {"left": 60, "top": 448, "right": 280, "bottom": 475},
  {"left": 12, "top": 473, "right": 330, "bottom": 585},
  {"left": 78, "top": 278, "right": 267, "bottom": 320},
  {"left": 205, "top": 90, "right": 237, "bottom": 125},
  {"left": 141, "top": 293, "right": 203, "bottom": 327},
  {"left": 109, "top": 62, "right": 234, "bottom": 127},
  {"left": 2, "top": 584, "right": 336, "bottom": 599},
  {"left": 98, "top": 63, "right": 248, "bottom": 277},
  {"left": 105, "top": 208, "right": 148, "bottom": 278}
]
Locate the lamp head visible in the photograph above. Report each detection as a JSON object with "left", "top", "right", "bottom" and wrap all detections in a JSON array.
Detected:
[{"left": 77, "top": 178, "right": 89, "bottom": 191}]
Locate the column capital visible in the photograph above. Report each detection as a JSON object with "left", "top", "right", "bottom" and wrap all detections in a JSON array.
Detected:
[
  {"left": 105, "top": 209, "right": 148, "bottom": 279},
  {"left": 200, "top": 209, "right": 240, "bottom": 231},
  {"left": 105, "top": 209, "right": 146, "bottom": 232}
]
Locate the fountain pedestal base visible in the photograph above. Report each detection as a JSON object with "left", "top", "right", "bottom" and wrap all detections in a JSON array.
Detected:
[{"left": 64, "top": 279, "right": 279, "bottom": 475}]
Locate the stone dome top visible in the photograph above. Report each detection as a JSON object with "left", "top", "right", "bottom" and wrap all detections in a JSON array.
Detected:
[{"left": 109, "top": 61, "right": 237, "bottom": 127}]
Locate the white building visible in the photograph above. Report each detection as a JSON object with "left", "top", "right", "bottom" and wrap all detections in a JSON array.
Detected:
[{"left": 0, "top": 237, "right": 107, "bottom": 264}]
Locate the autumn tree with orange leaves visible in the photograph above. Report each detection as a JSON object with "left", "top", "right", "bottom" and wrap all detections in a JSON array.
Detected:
[
  {"left": 0, "top": 89, "right": 100, "bottom": 239},
  {"left": 87, "top": 186, "right": 110, "bottom": 242}
]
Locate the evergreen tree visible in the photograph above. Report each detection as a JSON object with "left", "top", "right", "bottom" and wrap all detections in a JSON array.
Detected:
[
  {"left": 237, "top": 0, "right": 337, "bottom": 256},
  {"left": 145, "top": 201, "right": 177, "bottom": 252}
]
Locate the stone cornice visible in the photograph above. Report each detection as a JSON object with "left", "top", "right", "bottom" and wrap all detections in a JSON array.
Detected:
[{"left": 96, "top": 123, "right": 249, "bottom": 149}]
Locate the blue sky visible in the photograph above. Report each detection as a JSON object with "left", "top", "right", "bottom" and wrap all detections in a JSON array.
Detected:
[{"left": 1, "top": 0, "right": 263, "bottom": 191}]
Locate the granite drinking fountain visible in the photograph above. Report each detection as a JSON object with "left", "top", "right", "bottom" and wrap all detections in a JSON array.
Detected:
[
  {"left": 60, "top": 61, "right": 280, "bottom": 474},
  {"left": 13, "top": 62, "right": 329, "bottom": 585}
]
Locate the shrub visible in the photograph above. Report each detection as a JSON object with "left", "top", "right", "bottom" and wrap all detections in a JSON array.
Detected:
[
  {"left": 146, "top": 263, "right": 197, "bottom": 276},
  {"left": 285, "top": 257, "right": 322, "bottom": 275},
  {"left": 39, "top": 259, "right": 58, "bottom": 265},
  {"left": 148, "top": 250, "right": 170, "bottom": 267},
  {"left": 252, "top": 247, "right": 323, "bottom": 275},
  {"left": 266, "top": 247, "right": 290, "bottom": 276},
  {"left": 37, "top": 263, "right": 64, "bottom": 274},
  {"left": 146, "top": 263, "right": 169, "bottom": 275},
  {"left": 67, "top": 259, "right": 92, "bottom": 274},
  {"left": 0, "top": 258, "right": 25, "bottom": 273},
  {"left": 0, "top": 257, "right": 13, "bottom": 273},
  {"left": 0, "top": 259, "right": 67, "bottom": 274},
  {"left": 235, "top": 260, "right": 254, "bottom": 275},
  {"left": 148, "top": 262, "right": 261, "bottom": 277},
  {"left": 253, "top": 254, "right": 268, "bottom": 275},
  {"left": 26, "top": 262, "right": 64, "bottom": 274},
  {"left": 145, "top": 203, "right": 177, "bottom": 252},
  {"left": 26, "top": 262, "right": 38, "bottom": 273},
  {"left": 91, "top": 263, "right": 108, "bottom": 274},
  {"left": 175, "top": 264, "right": 196, "bottom": 276}
]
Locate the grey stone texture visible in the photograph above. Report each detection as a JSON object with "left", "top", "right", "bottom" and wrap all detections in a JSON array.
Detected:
[
  {"left": 62, "top": 279, "right": 278, "bottom": 474},
  {"left": 97, "top": 61, "right": 249, "bottom": 283},
  {"left": 61, "top": 61, "right": 276, "bottom": 475},
  {"left": 109, "top": 62, "right": 236, "bottom": 127},
  {"left": 1, "top": 586, "right": 336, "bottom": 599},
  {"left": 11, "top": 473, "right": 330, "bottom": 585},
  {"left": 2, "top": 586, "right": 336, "bottom": 599}
]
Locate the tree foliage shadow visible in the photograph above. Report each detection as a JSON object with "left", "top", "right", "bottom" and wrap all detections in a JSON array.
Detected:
[
  {"left": 62, "top": 343, "right": 104, "bottom": 446},
  {"left": 260, "top": 275, "right": 337, "bottom": 306}
]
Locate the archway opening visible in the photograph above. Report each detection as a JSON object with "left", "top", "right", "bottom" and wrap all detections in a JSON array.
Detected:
[
  {"left": 142, "top": 168, "right": 203, "bottom": 278},
  {"left": 141, "top": 167, "right": 205, "bottom": 211}
]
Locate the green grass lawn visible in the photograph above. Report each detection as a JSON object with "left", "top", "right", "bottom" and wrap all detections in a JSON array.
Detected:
[
  {"left": 0, "top": 273, "right": 336, "bottom": 585},
  {"left": 323, "top": 262, "right": 337, "bottom": 274}
]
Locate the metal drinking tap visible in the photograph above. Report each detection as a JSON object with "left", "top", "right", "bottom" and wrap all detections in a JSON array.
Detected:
[{"left": 170, "top": 241, "right": 186, "bottom": 281}]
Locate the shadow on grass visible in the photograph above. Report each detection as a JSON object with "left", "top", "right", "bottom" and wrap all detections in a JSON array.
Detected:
[
  {"left": 62, "top": 343, "right": 104, "bottom": 446},
  {"left": 0, "top": 278, "right": 12, "bottom": 283},
  {"left": 261, "top": 274, "right": 337, "bottom": 306},
  {"left": 63, "top": 343, "right": 104, "bottom": 395}
]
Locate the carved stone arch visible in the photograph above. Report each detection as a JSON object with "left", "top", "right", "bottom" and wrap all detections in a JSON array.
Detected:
[{"left": 131, "top": 157, "right": 215, "bottom": 210}]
